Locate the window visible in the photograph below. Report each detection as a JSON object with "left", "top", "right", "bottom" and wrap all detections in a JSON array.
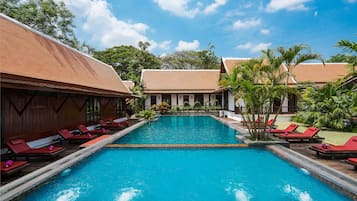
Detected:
[
  {"left": 116, "top": 98, "right": 125, "bottom": 117},
  {"left": 215, "top": 94, "right": 222, "bottom": 107},
  {"left": 162, "top": 94, "right": 171, "bottom": 105},
  {"left": 194, "top": 94, "right": 204, "bottom": 105},
  {"left": 86, "top": 97, "right": 100, "bottom": 123},
  {"left": 151, "top": 95, "right": 156, "bottom": 105},
  {"left": 183, "top": 95, "right": 189, "bottom": 103}
]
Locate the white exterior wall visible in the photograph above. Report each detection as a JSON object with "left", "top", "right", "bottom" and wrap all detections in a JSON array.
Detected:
[
  {"left": 145, "top": 96, "right": 151, "bottom": 109},
  {"left": 203, "top": 94, "right": 210, "bottom": 106},
  {"left": 177, "top": 94, "right": 184, "bottom": 106},
  {"left": 282, "top": 96, "right": 288, "bottom": 113},
  {"left": 171, "top": 94, "right": 177, "bottom": 107},
  {"left": 156, "top": 94, "right": 162, "bottom": 105},
  {"left": 228, "top": 91, "right": 235, "bottom": 111},
  {"left": 189, "top": 94, "right": 194, "bottom": 106},
  {"left": 237, "top": 98, "right": 245, "bottom": 112},
  {"left": 210, "top": 94, "right": 216, "bottom": 105}
]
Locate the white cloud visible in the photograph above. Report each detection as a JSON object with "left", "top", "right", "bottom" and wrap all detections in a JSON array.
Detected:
[
  {"left": 153, "top": 0, "right": 199, "bottom": 18},
  {"left": 58, "top": 0, "right": 168, "bottom": 51},
  {"left": 175, "top": 40, "right": 200, "bottom": 51},
  {"left": 150, "top": 40, "right": 172, "bottom": 51},
  {"left": 260, "top": 29, "right": 270, "bottom": 35},
  {"left": 266, "top": 0, "right": 312, "bottom": 12},
  {"left": 346, "top": 0, "right": 357, "bottom": 3},
  {"left": 236, "top": 42, "right": 272, "bottom": 53},
  {"left": 203, "top": 0, "right": 227, "bottom": 14},
  {"left": 314, "top": 11, "right": 318, "bottom": 16},
  {"left": 154, "top": 0, "right": 226, "bottom": 18},
  {"left": 233, "top": 18, "right": 261, "bottom": 29}
]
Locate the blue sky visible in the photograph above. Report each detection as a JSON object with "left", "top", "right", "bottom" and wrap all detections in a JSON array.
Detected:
[{"left": 60, "top": 0, "right": 357, "bottom": 59}]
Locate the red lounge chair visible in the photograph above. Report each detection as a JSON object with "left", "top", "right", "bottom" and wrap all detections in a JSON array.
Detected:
[
  {"left": 269, "top": 123, "right": 299, "bottom": 134},
  {"left": 59, "top": 129, "right": 97, "bottom": 143},
  {"left": 309, "top": 136, "right": 357, "bottom": 158},
  {"left": 6, "top": 139, "right": 64, "bottom": 159},
  {"left": 277, "top": 127, "right": 321, "bottom": 142},
  {"left": 346, "top": 158, "right": 357, "bottom": 170},
  {"left": 99, "top": 120, "right": 125, "bottom": 130},
  {"left": 78, "top": 125, "right": 109, "bottom": 135},
  {"left": 106, "top": 118, "right": 129, "bottom": 128},
  {"left": 1, "top": 161, "right": 29, "bottom": 176}
]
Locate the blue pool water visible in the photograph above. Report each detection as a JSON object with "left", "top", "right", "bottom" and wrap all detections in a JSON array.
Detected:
[
  {"left": 23, "top": 149, "right": 350, "bottom": 201},
  {"left": 115, "top": 116, "right": 240, "bottom": 144}
]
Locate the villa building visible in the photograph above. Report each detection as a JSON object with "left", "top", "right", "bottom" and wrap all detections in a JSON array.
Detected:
[
  {"left": 0, "top": 14, "right": 132, "bottom": 143},
  {"left": 221, "top": 57, "right": 353, "bottom": 115},
  {"left": 141, "top": 69, "right": 223, "bottom": 109}
]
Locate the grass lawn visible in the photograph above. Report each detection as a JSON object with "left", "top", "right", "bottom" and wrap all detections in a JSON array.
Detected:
[{"left": 275, "top": 121, "right": 357, "bottom": 145}]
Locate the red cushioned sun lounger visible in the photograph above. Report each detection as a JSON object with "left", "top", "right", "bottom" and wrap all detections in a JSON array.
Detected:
[
  {"left": 78, "top": 125, "right": 109, "bottom": 135},
  {"left": 59, "top": 129, "right": 97, "bottom": 143},
  {"left": 277, "top": 127, "right": 321, "bottom": 142},
  {"left": 1, "top": 161, "right": 29, "bottom": 176},
  {"left": 309, "top": 136, "right": 357, "bottom": 158},
  {"left": 6, "top": 139, "right": 64, "bottom": 159},
  {"left": 99, "top": 120, "right": 125, "bottom": 130},
  {"left": 269, "top": 123, "right": 299, "bottom": 134},
  {"left": 346, "top": 158, "right": 357, "bottom": 170}
]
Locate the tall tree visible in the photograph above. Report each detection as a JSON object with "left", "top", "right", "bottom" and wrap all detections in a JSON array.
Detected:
[
  {"left": 273, "top": 45, "right": 324, "bottom": 115},
  {"left": 93, "top": 45, "right": 161, "bottom": 85},
  {"left": 160, "top": 44, "right": 220, "bottom": 69},
  {"left": 220, "top": 58, "right": 289, "bottom": 140},
  {"left": 0, "top": 0, "right": 80, "bottom": 49},
  {"left": 336, "top": 38, "right": 357, "bottom": 74}
]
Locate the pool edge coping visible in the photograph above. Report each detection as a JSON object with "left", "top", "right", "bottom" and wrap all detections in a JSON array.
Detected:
[
  {"left": 0, "top": 120, "right": 148, "bottom": 201},
  {"left": 268, "top": 144, "right": 357, "bottom": 199}
]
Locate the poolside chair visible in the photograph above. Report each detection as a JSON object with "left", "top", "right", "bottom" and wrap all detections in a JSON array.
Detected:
[
  {"left": 106, "top": 118, "right": 129, "bottom": 128},
  {"left": 1, "top": 160, "right": 29, "bottom": 176},
  {"left": 276, "top": 127, "right": 322, "bottom": 142},
  {"left": 346, "top": 158, "right": 357, "bottom": 170},
  {"left": 268, "top": 123, "right": 299, "bottom": 134},
  {"left": 78, "top": 125, "right": 109, "bottom": 135},
  {"left": 309, "top": 136, "right": 357, "bottom": 158},
  {"left": 6, "top": 138, "right": 64, "bottom": 159},
  {"left": 58, "top": 129, "right": 97, "bottom": 143},
  {"left": 99, "top": 120, "right": 125, "bottom": 130}
]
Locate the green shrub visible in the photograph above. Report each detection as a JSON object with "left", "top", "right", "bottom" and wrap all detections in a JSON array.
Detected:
[
  {"left": 157, "top": 102, "right": 170, "bottom": 114},
  {"left": 138, "top": 109, "right": 157, "bottom": 120}
]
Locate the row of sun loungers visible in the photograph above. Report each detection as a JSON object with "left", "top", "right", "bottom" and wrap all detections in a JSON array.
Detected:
[{"left": 1, "top": 119, "right": 129, "bottom": 176}]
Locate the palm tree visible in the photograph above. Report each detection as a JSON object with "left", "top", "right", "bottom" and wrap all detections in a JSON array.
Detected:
[
  {"left": 273, "top": 45, "right": 324, "bottom": 114},
  {"left": 336, "top": 39, "right": 357, "bottom": 73},
  {"left": 221, "top": 59, "right": 287, "bottom": 140}
]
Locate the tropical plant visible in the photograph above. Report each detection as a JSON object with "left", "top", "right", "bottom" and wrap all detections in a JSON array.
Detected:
[
  {"left": 336, "top": 38, "right": 357, "bottom": 74},
  {"left": 193, "top": 101, "right": 202, "bottom": 110},
  {"left": 220, "top": 58, "right": 289, "bottom": 140},
  {"left": 268, "top": 45, "right": 324, "bottom": 116},
  {"left": 157, "top": 102, "right": 170, "bottom": 114},
  {"left": 293, "top": 82, "right": 356, "bottom": 130},
  {"left": 138, "top": 109, "right": 157, "bottom": 121}
]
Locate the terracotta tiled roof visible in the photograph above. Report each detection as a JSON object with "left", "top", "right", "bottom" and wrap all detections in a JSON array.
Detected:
[
  {"left": 0, "top": 14, "right": 131, "bottom": 97},
  {"left": 221, "top": 58, "right": 251, "bottom": 74},
  {"left": 123, "top": 80, "right": 135, "bottom": 90},
  {"left": 221, "top": 58, "right": 353, "bottom": 85},
  {"left": 141, "top": 69, "right": 221, "bottom": 93},
  {"left": 289, "top": 63, "right": 354, "bottom": 85}
]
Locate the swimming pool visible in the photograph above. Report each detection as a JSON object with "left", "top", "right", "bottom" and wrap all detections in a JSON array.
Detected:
[
  {"left": 23, "top": 149, "right": 350, "bottom": 201},
  {"left": 115, "top": 116, "right": 240, "bottom": 144},
  {"left": 19, "top": 116, "right": 352, "bottom": 200}
]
